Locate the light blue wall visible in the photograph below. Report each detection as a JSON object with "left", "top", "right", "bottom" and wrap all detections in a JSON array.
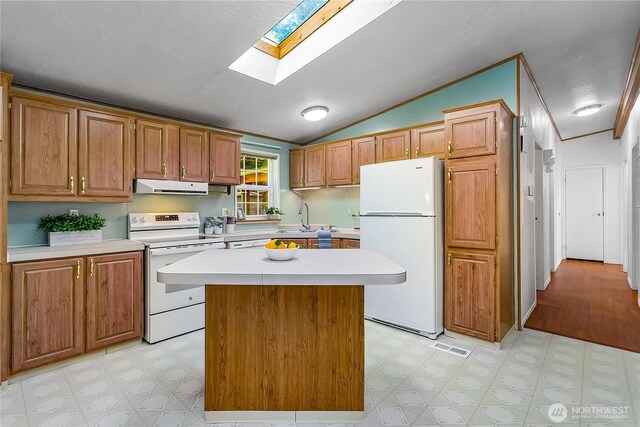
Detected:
[
  {"left": 8, "top": 135, "right": 303, "bottom": 247},
  {"left": 301, "top": 60, "right": 518, "bottom": 228},
  {"left": 313, "top": 60, "right": 517, "bottom": 143}
]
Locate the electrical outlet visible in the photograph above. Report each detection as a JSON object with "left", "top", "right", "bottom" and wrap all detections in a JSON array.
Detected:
[{"left": 69, "top": 209, "right": 79, "bottom": 216}]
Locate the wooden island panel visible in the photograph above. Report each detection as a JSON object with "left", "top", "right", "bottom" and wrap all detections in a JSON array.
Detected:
[{"left": 205, "top": 284, "right": 364, "bottom": 412}]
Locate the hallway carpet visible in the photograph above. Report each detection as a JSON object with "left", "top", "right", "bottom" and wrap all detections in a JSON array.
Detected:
[{"left": 525, "top": 260, "right": 640, "bottom": 353}]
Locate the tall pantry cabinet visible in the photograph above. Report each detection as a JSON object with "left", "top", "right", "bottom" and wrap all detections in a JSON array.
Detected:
[{"left": 443, "top": 101, "right": 514, "bottom": 343}]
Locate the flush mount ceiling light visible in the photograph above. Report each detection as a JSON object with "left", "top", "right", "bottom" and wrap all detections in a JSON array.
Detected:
[
  {"left": 302, "top": 106, "right": 329, "bottom": 121},
  {"left": 573, "top": 104, "right": 602, "bottom": 117}
]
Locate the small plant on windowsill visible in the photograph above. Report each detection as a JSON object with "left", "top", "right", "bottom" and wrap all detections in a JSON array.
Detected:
[
  {"left": 264, "top": 207, "right": 285, "bottom": 220},
  {"left": 38, "top": 214, "right": 107, "bottom": 247}
]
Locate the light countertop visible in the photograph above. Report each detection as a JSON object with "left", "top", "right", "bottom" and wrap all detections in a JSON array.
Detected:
[
  {"left": 8, "top": 239, "right": 145, "bottom": 263},
  {"left": 157, "top": 248, "right": 405, "bottom": 286},
  {"left": 219, "top": 228, "right": 360, "bottom": 242}
]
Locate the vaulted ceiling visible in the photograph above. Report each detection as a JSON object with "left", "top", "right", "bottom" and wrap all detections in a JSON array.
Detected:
[{"left": 1, "top": 1, "right": 638, "bottom": 143}]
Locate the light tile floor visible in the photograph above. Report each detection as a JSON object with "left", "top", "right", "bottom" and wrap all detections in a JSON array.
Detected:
[{"left": 1, "top": 321, "right": 638, "bottom": 426}]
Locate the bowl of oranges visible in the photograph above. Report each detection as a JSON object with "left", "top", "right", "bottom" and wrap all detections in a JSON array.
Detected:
[{"left": 264, "top": 239, "right": 299, "bottom": 261}]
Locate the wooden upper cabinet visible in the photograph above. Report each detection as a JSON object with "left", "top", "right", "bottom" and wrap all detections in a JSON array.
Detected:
[
  {"left": 209, "top": 134, "right": 241, "bottom": 185},
  {"left": 446, "top": 161, "right": 496, "bottom": 250},
  {"left": 78, "top": 110, "right": 131, "bottom": 198},
  {"left": 179, "top": 128, "right": 208, "bottom": 182},
  {"left": 12, "top": 258, "right": 85, "bottom": 372},
  {"left": 445, "top": 251, "right": 495, "bottom": 341},
  {"left": 10, "top": 97, "right": 77, "bottom": 195},
  {"left": 351, "top": 136, "right": 375, "bottom": 184},
  {"left": 135, "top": 120, "right": 179, "bottom": 180},
  {"left": 411, "top": 123, "right": 445, "bottom": 159},
  {"left": 445, "top": 110, "right": 496, "bottom": 159},
  {"left": 289, "top": 149, "right": 304, "bottom": 189},
  {"left": 86, "top": 252, "right": 142, "bottom": 351},
  {"left": 326, "top": 140, "right": 352, "bottom": 186},
  {"left": 375, "top": 130, "right": 410, "bottom": 163},
  {"left": 304, "top": 144, "right": 325, "bottom": 187}
]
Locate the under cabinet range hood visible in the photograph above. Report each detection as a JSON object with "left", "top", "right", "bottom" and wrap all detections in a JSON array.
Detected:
[{"left": 135, "top": 179, "right": 208, "bottom": 195}]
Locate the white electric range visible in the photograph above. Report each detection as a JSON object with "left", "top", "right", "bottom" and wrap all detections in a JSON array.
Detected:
[{"left": 128, "top": 212, "right": 224, "bottom": 343}]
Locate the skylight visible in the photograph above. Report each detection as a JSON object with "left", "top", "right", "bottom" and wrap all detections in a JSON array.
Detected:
[{"left": 264, "top": 0, "right": 329, "bottom": 45}]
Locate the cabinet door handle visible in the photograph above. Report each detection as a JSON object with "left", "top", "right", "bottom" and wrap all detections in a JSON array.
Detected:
[
  {"left": 181, "top": 165, "right": 186, "bottom": 179},
  {"left": 447, "top": 253, "right": 451, "bottom": 266},
  {"left": 76, "top": 260, "right": 81, "bottom": 279},
  {"left": 89, "top": 259, "right": 94, "bottom": 277},
  {"left": 447, "top": 168, "right": 452, "bottom": 183},
  {"left": 162, "top": 162, "right": 167, "bottom": 178},
  {"left": 405, "top": 148, "right": 409, "bottom": 159},
  {"left": 70, "top": 176, "right": 75, "bottom": 193},
  {"left": 210, "top": 169, "right": 215, "bottom": 181},
  {"left": 448, "top": 141, "right": 452, "bottom": 156},
  {"left": 81, "top": 177, "right": 86, "bottom": 194},
  {"left": 415, "top": 146, "right": 420, "bottom": 157}
]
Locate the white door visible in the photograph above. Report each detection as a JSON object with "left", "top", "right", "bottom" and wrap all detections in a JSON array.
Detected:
[
  {"left": 633, "top": 144, "right": 639, "bottom": 290},
  {"left": 565, "top": 167, "right": 604, "bottom": 261},
  {"left": 361, "top": 216, "right": 443, "bottom": 336}
]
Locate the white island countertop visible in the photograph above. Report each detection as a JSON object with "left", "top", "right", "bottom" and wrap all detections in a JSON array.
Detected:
[{"left": 157, "top": 248, "right": 406, "bottom": 286}]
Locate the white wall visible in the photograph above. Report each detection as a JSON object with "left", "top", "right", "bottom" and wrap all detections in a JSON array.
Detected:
[
  {"left": 519, "top": 62, "right": 562, "bottom": 324},
  {"left": 620, "top": 96, "right": 640, "bottom": 294},
  {"left": 558, "top": 131, "right": 625, "bottom": 264}
]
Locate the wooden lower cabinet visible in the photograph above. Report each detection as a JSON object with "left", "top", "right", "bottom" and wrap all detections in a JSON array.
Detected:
[
  {"left": 308, "top": 238, "right": 341, "bottom": 249},
  {"left": 341, "top": 239, "right": 360, "bottom": 249},
  {"left": 11, "top": 251, "right": 143, "bottom": 373},
  {"left": 11, "top": 258, "right": 85, "bottom": 372},
  {"left": 445, "top": 251, "right": 495, "bottom": 341},
  {"left": 86, "top": 252, "right": 142, "bottom": 351},
  {"left": 286, "top": 238, "right": 308, "bottom": 249}
]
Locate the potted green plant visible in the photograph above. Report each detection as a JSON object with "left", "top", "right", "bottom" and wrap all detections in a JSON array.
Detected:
[
  {"left": 38, "top": 213, "right": 107, "bottom": 246},
  {"left": 264, "top": 207, "right": 285, "bottom": 220}
]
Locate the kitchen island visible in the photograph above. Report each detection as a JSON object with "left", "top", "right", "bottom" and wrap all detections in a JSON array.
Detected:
[{"left": 157, "top": 248, "right": 406, "bottom": 423}]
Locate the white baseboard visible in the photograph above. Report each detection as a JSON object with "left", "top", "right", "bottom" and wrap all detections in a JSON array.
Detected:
[
  {"left": 205, "top": 411, "right": 364, "bottom": 423},
  {"left": 554, "top": 258, "right": 562, "bottom": 272},
  {"left": 543, "top": 275, "right": 551, "bottom": 290},
  {"left": 522, "top": 301, "right": 538, "bottom": 325},
  {"left": 628, "top": 276, "right": 637, "bottom": 290}
]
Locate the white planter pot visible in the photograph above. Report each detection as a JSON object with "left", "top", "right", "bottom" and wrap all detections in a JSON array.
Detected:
[
  {"left": 48, "top": 230, "right": 102, "bottom": 247},
  {"left": 267, "top": 214, "right": 280, "bottom": 220}
]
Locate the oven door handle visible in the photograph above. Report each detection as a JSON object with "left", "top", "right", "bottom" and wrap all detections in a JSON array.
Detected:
[{"left": 150, "top": 244, "right": 225, "bottom": 256}]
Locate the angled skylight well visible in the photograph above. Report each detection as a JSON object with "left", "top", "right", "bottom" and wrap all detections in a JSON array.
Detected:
[
  {"left": 230, "top": 0, "right": 404, "bottom": 85},
  {"left": 253, "top": 0, "right": 345, "bottom": 60}
]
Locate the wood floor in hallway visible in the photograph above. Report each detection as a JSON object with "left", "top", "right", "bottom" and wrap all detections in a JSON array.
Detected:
[{"left": 525, "top": 259, "right": 640, "bottom": 353}]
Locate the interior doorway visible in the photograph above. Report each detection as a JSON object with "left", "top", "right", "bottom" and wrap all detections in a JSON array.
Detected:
[
  {"left": 632, "top": 143, "right": 639, "bottom": 291},
  {"left": 534, "top": 145, "right": 545, "bottom": 289},
  {"left": 564, "top": 166, "right": 605, "bottom": 261}
]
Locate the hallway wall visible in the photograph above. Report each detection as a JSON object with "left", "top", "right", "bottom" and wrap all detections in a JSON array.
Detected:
[
  {"left": 519, "top": 62, "right": 562, "bottom": 324},
  {"left": 620, "top": 96, "right": 640, "bottom": 292},
  {"left": 558, "top": 131, "right": 625, "bottom": 265}
]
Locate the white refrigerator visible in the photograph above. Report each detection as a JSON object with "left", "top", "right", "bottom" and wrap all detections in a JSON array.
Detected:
[{"left": 360, "top": 157, "right": 444, "bottom": 339}]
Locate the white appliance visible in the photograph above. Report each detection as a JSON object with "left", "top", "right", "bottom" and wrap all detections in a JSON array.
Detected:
[
  {"left": 128, "top": 212, "right": 225, "bottom": 343},
  {"left": 135, "top": 179, "right": 208, "bottom": 195},
  {"left": 227, "top": 238, "right": 271, "bottom": 249},
  {"left": 360, "top": 157, "right": 444, "bottom": 339}
]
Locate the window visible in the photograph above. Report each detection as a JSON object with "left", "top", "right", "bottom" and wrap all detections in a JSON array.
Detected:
[
  {"left": 236, "top": 151, "right": 279, "bottom": 219},
  {"left": 253, "top": 0, "right": 352, "bottom": 59}
]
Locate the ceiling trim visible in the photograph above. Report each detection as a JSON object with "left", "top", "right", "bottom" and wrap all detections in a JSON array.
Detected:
[
  {"left": 560, "top": 128, "right": 614, "bottom": 143},
  {"left": 308, "top": 53, "right": 522, "bottom": 144},
  {"left": 9, "top": 82, "right": 303, "bottom": 146},
  {"left": 613, "top": 28, "right": 640, "bottom": 139},
  {"left": 518, "top": 54, "right": 562, "bottom": 142}
]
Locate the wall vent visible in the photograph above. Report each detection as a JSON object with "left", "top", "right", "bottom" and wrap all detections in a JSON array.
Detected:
[{"left": 431, "top": 341, "right": 471, "bottom": 358}]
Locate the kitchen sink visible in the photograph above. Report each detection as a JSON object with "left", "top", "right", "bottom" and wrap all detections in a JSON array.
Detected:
[{"left": 277, "top": 229, "right": 318, "bottom": 233}]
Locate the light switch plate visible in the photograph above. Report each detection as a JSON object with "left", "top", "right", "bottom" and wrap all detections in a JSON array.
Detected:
[
  {"left": 528, "top": 186, "right": 534, "bottom": 197},
  {"left": 69, "top": 209, "right": 79, "bottom": 216}
]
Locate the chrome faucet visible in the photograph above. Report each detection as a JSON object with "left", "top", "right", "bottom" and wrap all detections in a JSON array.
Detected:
[{"left": 299, "top": 202, "right": 311, "bottom": 230}]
